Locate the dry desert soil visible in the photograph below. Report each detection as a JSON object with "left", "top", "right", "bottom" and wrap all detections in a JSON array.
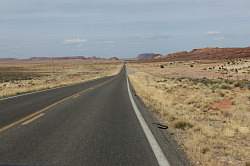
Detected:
[
  {"left": 0, "top": 59, "right": 122, "bottom": 98},
  {"left": 128, "top": 58, "right": 250, "bottom": 166}
]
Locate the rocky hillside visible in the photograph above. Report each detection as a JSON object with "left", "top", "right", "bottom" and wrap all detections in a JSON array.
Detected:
[
  {"left": 137, "top": 53, "right": 162, "bottom": 60},
  {"left": 109, "top": 57, "right": 119, "bottom": 60},
  {"left": 164, "top": 47, "right": 250, "bottom": 61}
]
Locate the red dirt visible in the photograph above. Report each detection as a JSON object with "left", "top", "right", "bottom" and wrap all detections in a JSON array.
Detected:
[
  {"left": 211, "top": 98, "right": 233, "bottom": 110},
  {"left": 164, "top": 47, "right": 250, "bottom": 61},
  {"left": 136, "top": 47, "right": 250, "bottom": 62}
]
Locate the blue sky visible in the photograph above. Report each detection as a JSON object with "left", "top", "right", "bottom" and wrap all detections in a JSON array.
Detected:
[{"left": 0, "top": 0, "right": 250, "bottom": 58}]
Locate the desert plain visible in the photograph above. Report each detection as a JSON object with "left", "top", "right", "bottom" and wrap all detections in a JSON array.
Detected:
[
  {"left": 128, "top": 58, "right": 250, "bottom": 166},
  {"left": 0, "top": 59, "right": 122, "bottom": 98}
]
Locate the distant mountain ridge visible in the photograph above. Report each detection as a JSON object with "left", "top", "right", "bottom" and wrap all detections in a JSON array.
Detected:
[
  {"left": 137, "top": 53, "right": 162, "bottom": 60},
  {"left": 108, "top": 57, "right": 120, "bottom": 60},
  {"left": 29, "top": 56, "right": 100, "bottom": 60},
  {"left": 0, "top": 56, "right": 120, "bottom": 61},
  {"left": 0, "top": 58, "right": 17, "bottom": 60}
]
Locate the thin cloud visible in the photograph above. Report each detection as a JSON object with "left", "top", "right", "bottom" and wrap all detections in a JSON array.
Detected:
[
  {"left": 207, "top": 31, "right": 221, "bottom": 36},
  {"left": 63, "top": 38, "right": 88, "bottom": 45}
]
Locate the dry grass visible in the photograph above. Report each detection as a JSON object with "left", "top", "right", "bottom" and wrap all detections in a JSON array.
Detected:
[
  {"left": 132, "top": 59, "right": 250, "bottom": 81},
  {"left": 128, "top": 59, "right": 250, "bottom": 166},
  {"left": 0, "top": 59, "right": 122, "bottom": 98}
]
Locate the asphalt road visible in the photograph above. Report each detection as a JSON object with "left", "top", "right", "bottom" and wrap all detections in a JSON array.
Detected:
[{"left": 0, "top": 67, "right": 189, "bottom": 166}]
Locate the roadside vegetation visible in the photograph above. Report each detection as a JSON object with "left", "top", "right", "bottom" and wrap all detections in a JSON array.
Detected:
[
  {"left": 0, "top": 59, "right": 122, "bottom": 98},
  {"left": 128, "top": 59, "right": 250, "bottom": 166}
]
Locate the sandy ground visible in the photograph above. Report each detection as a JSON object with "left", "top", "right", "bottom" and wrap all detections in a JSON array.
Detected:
[
  {"left": 0, "top": 59, "right": 122, "bottom": 98},
  {"left": 128, "top": 59, "right": 250, "bottom": 166}
]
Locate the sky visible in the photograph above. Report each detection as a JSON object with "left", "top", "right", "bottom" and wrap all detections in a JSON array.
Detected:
[{"left": 0, "top": 0, "right": 250, "bottom": 58}]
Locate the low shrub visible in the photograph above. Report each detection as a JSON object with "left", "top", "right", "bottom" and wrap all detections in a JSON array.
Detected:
[
  {"left": 174, "top": 121, "right": 193, "bottom": 130},
  {"left": 220, "top": 83, "right": 232, "bottom": 90}
]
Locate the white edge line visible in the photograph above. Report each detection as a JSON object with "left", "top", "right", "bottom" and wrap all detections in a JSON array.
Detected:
[
  {"left": 0, "top": 85, "right": 68, "bottom": 101},
  {"left": 126, "top": 67, "right": 170, "bottom": 166},
  {"left": 0, "top": 77, "right": 105, "bottom": 101}
]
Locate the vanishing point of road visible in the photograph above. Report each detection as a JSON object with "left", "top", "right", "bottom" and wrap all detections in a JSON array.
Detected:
[{"left": 0, "top": 66, "right": 189, "bottom": 166}]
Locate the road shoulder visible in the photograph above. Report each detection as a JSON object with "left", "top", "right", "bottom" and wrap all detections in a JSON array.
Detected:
[{"left": 127, "top": 78, "right": 191, "bottom": 166}]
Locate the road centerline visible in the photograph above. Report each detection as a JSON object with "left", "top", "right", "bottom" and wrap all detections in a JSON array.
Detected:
[
  {"left": 22, "top": 113, "right": 45, "bottom": 125},
  {"left": 0, "top": 77, "right": 115, "bottom": 134}
]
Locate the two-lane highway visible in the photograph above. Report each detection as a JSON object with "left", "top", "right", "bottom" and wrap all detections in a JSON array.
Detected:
[{"left": 0, "top": 67, "right": 188, "bottom": 166}]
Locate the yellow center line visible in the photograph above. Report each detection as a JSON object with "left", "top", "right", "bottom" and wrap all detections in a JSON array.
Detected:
[
  {"left": 0, "top": 77, "right": 115, "bottom": 134},
  {"left": 73, "top": 94, "right": 80, "bottom": 98},
  {"left": 21, "top": 113, "right": 45, "bottom": 125}
]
